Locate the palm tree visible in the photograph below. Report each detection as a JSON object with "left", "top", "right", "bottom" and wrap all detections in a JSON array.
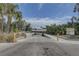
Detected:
[
  {"left": 6, "top": 4, "right": 19, "bottom": 33},
  {"left": 0, "top": 4, "right": 5, "bottom": 33},
  {"left": 15, "top": 11, "right": 22, "bottom": 31},
  {"left": 73, "top": 3, "right": 79, "bottom": 21},
  {"left": 0, "top": 3, "right": 23, "bottom": 33},
  {"left": 71, "top": 16, "right": 76, "bottom": 27}
]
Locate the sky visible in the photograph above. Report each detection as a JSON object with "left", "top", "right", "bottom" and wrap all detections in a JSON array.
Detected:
[{"left": 18, "top": 3, "right": 76, "bottom": 29}]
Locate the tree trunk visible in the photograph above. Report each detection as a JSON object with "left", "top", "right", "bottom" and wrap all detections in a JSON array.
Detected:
[
  {"left": 7, "top": 15, "right": 12, "bottom": 33},
  {"left": 0, "top": 14, "right": 3, "bottom": 33}
]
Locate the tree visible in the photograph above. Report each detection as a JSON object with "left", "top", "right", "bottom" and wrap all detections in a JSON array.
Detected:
[
  {"left": 73, "top": 3, "right": 79, "bottom": 22},
  {"left": 25, "top": 23, "right": 32, "bottom": 32},
  {"left": 0, "top": 3, "right": 29, "bottom": 33},
  {"left": 46, "top": 24, "right": 69, "bottom": 35},
  {"left": 73, "top": 3, "right": 79, "bottom": 35},
  {"left": 15, "top": 11, "right": 22, "bottom": 31},
  {"left": 6, "top": 4, "right": 19, "bottom": 33},
  {"left": 0, "top": 4, "right": 5, "bottom": 33},
  {"left": 71, "top": 16, "right": 76, "bottom": 27}
]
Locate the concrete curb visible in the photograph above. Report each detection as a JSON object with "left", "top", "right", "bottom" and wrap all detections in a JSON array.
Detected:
[
  {"left": 44, "top": 34, "right": 57, "bottom": 41},
  {"left": 44, "top": 34, "right": 79, "bottom": 44}
]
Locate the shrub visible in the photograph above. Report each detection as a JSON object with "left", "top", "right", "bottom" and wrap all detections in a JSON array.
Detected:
[
  {"left": 16, "top": 32, "right": 27, "bottom": 38},
  {"left": 0, "top": 34, "right": 4, "bottom": 42},
  {"left": 16, "top": 33, "right": 20, "bottom": 38},
  {"left": 6, "top": 33, "right": 15, "bottom": 42},
  {"left": 0, "top": 32, "right": 26, "bottom": 43},
  {"left": 21, "top": 32, "right": 27, "bottom": 38}
]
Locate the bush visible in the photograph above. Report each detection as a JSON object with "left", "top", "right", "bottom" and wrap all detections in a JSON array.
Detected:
[
  {"left": 16, "top": 32, "right": 20, "bottom": 38},
  {"left": 6, "top": 33, "right": 15, "bottom": 42},
  {"left": 0, "top": 32, "right": 26, "bottom": 43},
  {"left": 0, "top": 34, "right": 5, "bottom": 42},
  {"left": 0, "top": 33, "right": 16, "bottom": 43},
  {"left": 16, "top": 32, "right": 27, "bottom": 38},
  {"left": 21, "top": 32, "right": 27, "bottom": 38}
]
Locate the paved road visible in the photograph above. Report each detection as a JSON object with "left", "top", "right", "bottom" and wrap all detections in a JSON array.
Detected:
[{"left": 0, "top": 34, "right": 69, "bottom": 56}]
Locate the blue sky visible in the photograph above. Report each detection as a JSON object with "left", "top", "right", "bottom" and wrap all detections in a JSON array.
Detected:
[{"left": 18, "top": 3, "right": 76, "bottom": 28}]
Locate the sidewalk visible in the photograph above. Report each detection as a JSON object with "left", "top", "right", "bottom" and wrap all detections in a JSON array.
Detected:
[
  {"left": 0, "top": 33, "right": 31, "bottom": 52},
  {"left": 45, "top": 34, "right": 79, "bottom": 44}
]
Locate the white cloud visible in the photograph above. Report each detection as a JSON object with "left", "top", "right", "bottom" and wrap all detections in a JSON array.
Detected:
[{"left": 23, "top": 16, "right": 71, "bottom": 28}]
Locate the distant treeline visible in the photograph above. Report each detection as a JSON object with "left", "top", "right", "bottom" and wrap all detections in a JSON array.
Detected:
[{"left": 46, "top": 3, "right": 79, "bottom": 35}]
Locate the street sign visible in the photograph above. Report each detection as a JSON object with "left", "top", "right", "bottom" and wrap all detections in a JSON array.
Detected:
[{"left": 66, "top": 28, "right": 75, "bottom": 35}]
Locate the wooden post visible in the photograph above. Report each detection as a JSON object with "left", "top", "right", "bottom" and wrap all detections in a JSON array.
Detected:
[
  {"left": 13, "top": 33, "right": 16, "bottom": 42},
  {"left": 57, "top": 33, "right": 59, "bottom": 41}
]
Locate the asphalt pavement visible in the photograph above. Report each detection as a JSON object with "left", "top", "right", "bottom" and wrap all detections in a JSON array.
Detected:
[{"left": 0, "top": 33, "right": 79, "bottom": 56}]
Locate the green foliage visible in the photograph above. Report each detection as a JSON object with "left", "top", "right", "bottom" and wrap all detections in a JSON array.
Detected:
[
  {"left": 25, "top": 24, "right": 32, "bottom": 32},
  {"left": 74, "top": 23, "right": 79, "bottom": 35},
  {"left": 46, "top": 24, "right": 67, "bottom": 35},
  {"left": 13, "top": 28, "right": 19, "bottom": 32},
  {"left": 46, "top": 4, "right": 79, "bottom": 35}
]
